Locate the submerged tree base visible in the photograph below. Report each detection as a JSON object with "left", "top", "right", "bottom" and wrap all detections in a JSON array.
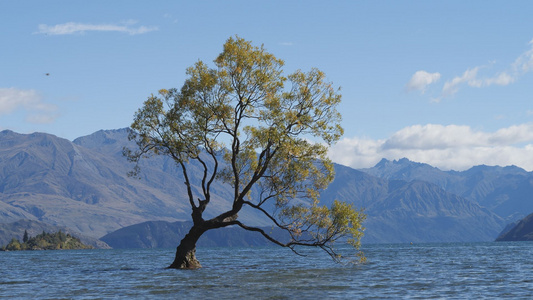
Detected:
[
  {"left": 168, "top": 237, "right": 202, "bottom": 269},
  {"left": 168, "top": 256, "right": 202, "bottom": 270}
]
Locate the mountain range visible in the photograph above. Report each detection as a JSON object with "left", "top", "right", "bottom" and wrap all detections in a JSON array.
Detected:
[
  {"left": 1, "top": 128, "right": 532, "bottom": 245},
  {"left": 361, "top": 158, "right": 533, "bottom": 223}
]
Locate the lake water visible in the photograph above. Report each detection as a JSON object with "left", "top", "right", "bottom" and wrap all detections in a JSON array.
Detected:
[{"left": 1, "top": 242, "right": 532, "bottom": 299}]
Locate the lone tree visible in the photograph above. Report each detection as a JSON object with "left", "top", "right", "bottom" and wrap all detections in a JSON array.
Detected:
[
  {"left": 125, "top": 36, "right": 365, "bottom": 269},
  {"left": 23, "top": 230, "right": 29, "bottom": 243}
]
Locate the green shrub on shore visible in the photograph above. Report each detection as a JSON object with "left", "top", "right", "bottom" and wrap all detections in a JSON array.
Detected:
[{"left": 1, "top": 230, "right": 92, "bottom": 251}]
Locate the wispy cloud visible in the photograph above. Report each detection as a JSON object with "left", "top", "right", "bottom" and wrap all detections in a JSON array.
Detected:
[
  {"left": 35, "top": 20, "right": 158, "bottom": 36},
  {"left": 512, "top": 38, "right": 533, "bottom": 73},
  {"left": 405, "top": 70, "right": 441, "bottom": 94},
  {"left": 0, "top": 88, "right": 58, "bottom": 124},
  {"left": 441, "top": 67, "right": 481, "bottom": 98},
  {"left": 329, "top": 123, "right": 533, "bottom": 171},
  {"left": 411, "top": 37, "right": 533, "bottom": 101},
  {"left": 440, "top": 65, "right": 520, "bottom": 99}
]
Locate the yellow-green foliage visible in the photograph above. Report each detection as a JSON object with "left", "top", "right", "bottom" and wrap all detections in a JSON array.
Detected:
[{"left": 126, "top": 35, "right": 366, "bottom": 264}]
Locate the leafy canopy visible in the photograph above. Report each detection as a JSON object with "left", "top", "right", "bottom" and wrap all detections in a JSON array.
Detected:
[{"left": 126, "top": 36, "right": 365, "bottom": 262}]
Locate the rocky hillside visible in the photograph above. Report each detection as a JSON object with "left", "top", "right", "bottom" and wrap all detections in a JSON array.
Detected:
[
  {"left": 495, "top": 213, "right": 533, "bottom": 241},
  {"left": 361, "top": 158, "right": 533, "bottom": 223},
  {"left": 0, "top": 129, "right": 526, "bottom": 244},
  {"left": 0, "top": 129, "right": 267, "bottom": 238},
  {"left": 322, "top": 164, "right": 504, "bottom": 243}
]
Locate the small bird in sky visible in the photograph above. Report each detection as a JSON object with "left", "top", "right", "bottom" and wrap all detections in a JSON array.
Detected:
[{"left": 45, "top": 73, "right": 50, "bottom": 76}]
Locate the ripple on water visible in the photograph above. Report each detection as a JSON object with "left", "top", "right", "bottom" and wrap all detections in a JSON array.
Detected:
[{"left": 1, "top": 243, "right": 533, "bottom": 298}]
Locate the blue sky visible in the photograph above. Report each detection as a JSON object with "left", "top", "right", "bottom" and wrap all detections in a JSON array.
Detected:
[{"left": 2, "top": 1, "right": 533, "bottom": 171}]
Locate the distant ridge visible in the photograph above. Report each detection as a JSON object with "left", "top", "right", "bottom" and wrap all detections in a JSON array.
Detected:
[
  {"left": 0, "top": 129, "right": 269, "bottom": 239},
  {"left": 495, "top": 213, "right": 533, "bottom": 241},
  {"left": 2, "top": 129, "right": 532, "bottom": 244},
  {"left": 101, "top": 220, "right": 289, "bottom": 248},
  {"left": 322, "top": 164, "right": 504, "bottom": 243},
  {"left": 359, "top": 158, "right": 533, "bottom": 223}
]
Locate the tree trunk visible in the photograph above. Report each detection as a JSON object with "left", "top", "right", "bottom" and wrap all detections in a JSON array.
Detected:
[{"left": 168, "top": 224, "right": 206, "bottom": 269}]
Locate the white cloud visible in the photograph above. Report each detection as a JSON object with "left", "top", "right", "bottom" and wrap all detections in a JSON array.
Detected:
[
  {"left": 329, "top": 123, "right": 533, "bottom": 171},
  {"left": 483, "top": 72, "right": 515, "bottom": 86},
  {"left": 382, "top": 124, "right": 486, "bottom": 150},
  {"left": 424, "top": 37, "right": 533, "bottom": 101},
  {"left": 441, "top": 67, "right": 481, "bottom": 98},
  {"left": 35, "top": 21, "right": 158, "bottom": 35},
  {"left": 440, "top": 66, "right": 518, "bottom": 100},
  {"left": 489, "top": 124, "right": 533, "bottom": 144},
  {"left": 438, "top": 66, "right": 519, "bottom": 101},
  {"left": 512, "top": 38, "right": 533, "bottom": 73},
  {"left": 0, "top": 88, "right": 58, "bottom": 124},
  {"left": 405, "top": 70, "right": 441, "bottom": 93}
]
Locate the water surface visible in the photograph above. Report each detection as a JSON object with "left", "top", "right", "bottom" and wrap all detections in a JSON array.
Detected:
[{"left": 1, "top": 242, "right": 532, "bottom": 299}]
